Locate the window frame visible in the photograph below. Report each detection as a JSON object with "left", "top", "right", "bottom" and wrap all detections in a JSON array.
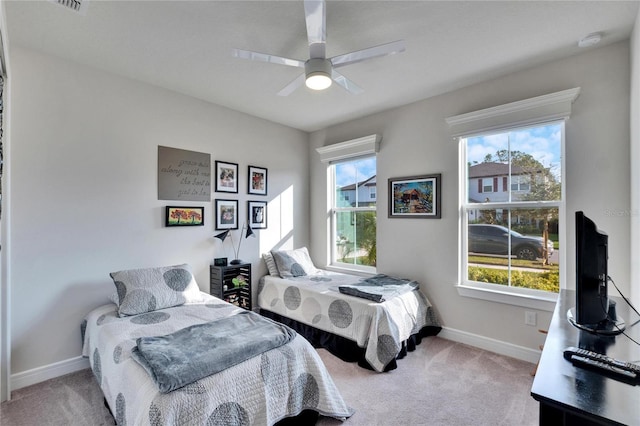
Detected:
[{"left": 447, "top": 88, "right": 579, "bottom": 311}]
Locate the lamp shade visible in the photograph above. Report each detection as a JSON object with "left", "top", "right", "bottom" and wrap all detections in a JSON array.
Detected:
[
  {"left": 245, "top": 224, "right": 256, "bottom": 239},
  {"left": 214, "top": 230, "right": 230, "bottom": 241}
]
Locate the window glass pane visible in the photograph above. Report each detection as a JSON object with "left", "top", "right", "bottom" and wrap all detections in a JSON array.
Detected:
[
  {"left": 467, "top": 133, "right": 508, "bottom": 203},
  {"left": 335, "top": 158, "right": 377, "bottom": 208},
  {"left": 508, "top": 125, "right": 562, "bottom": 202},
  {"left": 466, "top": 124, "right": 562, "bottom": 203},
  {"left": 334, "top": 210, "right": 376, "bottom": 267},
  {"left": 467, "top": 207, "right": 559, "bottom": 293}
]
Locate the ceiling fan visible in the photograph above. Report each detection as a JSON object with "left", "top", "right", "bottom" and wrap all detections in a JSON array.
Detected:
[{"left": 232, "top": 0, "right": 406, "bottom": 96}]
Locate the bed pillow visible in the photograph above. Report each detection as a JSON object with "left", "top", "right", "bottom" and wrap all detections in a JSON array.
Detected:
[
  {"left": 110, "top": 263, "right": 202, "bottom": 317},
  {"left": 271, "top": 247, "right": 318, "bottom": 278},
  {"left": 262, "top": 252, "right": 279, "bottom": 276}
]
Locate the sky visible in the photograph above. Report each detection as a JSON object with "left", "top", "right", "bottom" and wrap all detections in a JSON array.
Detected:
[
  {"left": 335, "top": 157, "right": 376, "bottom": 188},
  {"left": 466, "top": 123, "right": 562, "bottom": 178}
]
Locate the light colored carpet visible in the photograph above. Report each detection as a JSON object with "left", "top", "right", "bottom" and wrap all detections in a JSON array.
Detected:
[{"left": 0, "top": 337, "right": 538, "bottom": 425}]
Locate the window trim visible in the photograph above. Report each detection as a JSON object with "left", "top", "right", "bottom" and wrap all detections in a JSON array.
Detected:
[{"left": 448, "top": 89, "right": 577, "bottom": 308}]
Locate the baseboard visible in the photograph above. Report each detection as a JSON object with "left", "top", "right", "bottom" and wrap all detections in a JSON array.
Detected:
[
  {"left": 11, "top": 356, "right": 90, "bottom": 391},
  {"left": 438, "top": 326, "right": 541, "bottom": 364}
]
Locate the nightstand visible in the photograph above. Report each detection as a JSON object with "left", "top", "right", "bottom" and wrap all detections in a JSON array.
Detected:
[{"left": 210, "top": 263, "right": 252, "bottom": 310}]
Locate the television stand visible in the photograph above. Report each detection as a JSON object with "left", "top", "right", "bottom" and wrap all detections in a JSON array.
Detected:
[
  {"left": 532, "top": 290, "right": 639, "bottom": 426},
  {"left": 566, "top": 305, "right": 626, "bottom": 336}
]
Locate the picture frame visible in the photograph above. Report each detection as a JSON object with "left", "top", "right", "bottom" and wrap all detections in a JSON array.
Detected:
[
  {"left": 388, "top": 173, "right": 441, "bottom": 219},
  {"left": 215, "top": 161, "right": 238, "bottom": 193},
  {"left": 247, "top": 200, "right": 267, "bottom": 229},
  {"left": 248, "top": 165, "right": 268, "bottom": 195},
  {"left": 215, "top": 199, "right": 239, "bottom": 229},
  {"left": 165, "top": 206, "right": 204, "bottom": 227}
]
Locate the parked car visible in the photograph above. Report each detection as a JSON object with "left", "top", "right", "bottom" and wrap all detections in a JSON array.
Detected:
[{"left": 468, "top": 224, "right": 554, "bottom": 260}]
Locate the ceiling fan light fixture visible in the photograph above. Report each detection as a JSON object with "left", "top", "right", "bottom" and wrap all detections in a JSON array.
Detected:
[{"left": 305, "top": 58, "right": 332, "bottom": 90}]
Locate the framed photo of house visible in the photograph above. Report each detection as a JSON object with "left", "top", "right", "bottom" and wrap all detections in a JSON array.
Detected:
[
  {"left": 215, "top": 161, "right": 238, "bottom": 193},
  {"left": 165, "top": 206, "right": 204, "bottom": 227},
  {"left": 248, "top": 200, "right": 267, "bottom": 229},
  {"left": 215, "top": 199, "right": 238, "bottom": 229},
  {"left": 388, "top": 173, "right": 441, "bottom": 219},
  {"left": 248, "top": 165, "right": 268, "bottom": 195}
]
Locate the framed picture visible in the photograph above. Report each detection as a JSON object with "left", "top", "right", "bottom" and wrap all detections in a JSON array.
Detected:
[
  {"left": 215, "top": 199, "right": 239, "bottom": 229},
  {"left": 215, "top": 161, "right": 238, "bottom": 193},
  {"left": 388, "top": 173, "right": 441, "bottom": 219},
  {"left": 248, "top": 165, "right": 268, "bottom": 195},
  {"left": 165, "top": 206, "right": 204, "bottom": 227},
  {"left": 247, "top": 200, "right": 267, "bottom": 229}
]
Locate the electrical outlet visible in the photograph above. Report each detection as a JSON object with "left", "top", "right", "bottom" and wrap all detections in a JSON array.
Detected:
[{"left": 525, "top": 311, "right": 537, "bottom": 326}]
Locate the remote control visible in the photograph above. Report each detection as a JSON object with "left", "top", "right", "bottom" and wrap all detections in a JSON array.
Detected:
[{"left": 563, "top": 346, "right": 639, "bottom": 385}]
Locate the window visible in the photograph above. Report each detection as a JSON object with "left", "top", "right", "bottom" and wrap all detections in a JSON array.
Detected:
[
  {"left": 511, "top": 175, "right": 531, "bottom": 192},
  {"left": 447, "top": 88, "right": 578, "bottom": 308},
  {"left": 463, "top": 123, "right": 562, "bottom": 295},
  {"left": 332, "top": 157, "right": 377, "bottom": 270},
  {"left": 482, "top": 178, "right": 494, "bottom": 193}
]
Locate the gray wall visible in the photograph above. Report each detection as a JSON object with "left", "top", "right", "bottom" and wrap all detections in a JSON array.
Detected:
[
  {"left": 631, "top": 6, "right": 640, "bottom": 308},
  {"left": 310, "top": 41, "right": 632, "bottom": 351},
  {"left": 8, "top": 47, "right": 310, "bottom": 375}
]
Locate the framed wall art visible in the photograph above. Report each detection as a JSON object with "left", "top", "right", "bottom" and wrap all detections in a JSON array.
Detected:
[
  {"left": 247, "top": 200, "right": 267, "bottom": 229},
  {"left": 248, "top": 165, "right": 268, "bottom": 195},
  {"left": 215, "top": 199, "right": 239, "bottom": 229},
  {"left": 215, "top": 161, "right": 238, "bottom": 193},
  {"left": 158, "top": 146, "right": 211, "bottom": 201},
  {"left": 165, "top": 206, "right": 204, "bottom": 227},
  {"left": 388, "top": 173, "right": 441, "bottom": 219}
]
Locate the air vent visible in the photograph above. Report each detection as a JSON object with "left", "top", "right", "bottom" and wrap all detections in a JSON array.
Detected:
[{"left": 48, "top": 0, "right": 89, "bottom": 15}]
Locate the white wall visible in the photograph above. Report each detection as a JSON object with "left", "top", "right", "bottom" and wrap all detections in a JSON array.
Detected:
[
  {"left": 8, "top": 47, "right": 310, "bottom": 379},
  {"left": 310, "top": 41, "right": 632, "bottom": 353},
  {"left": 631, "top": 5, "right": 640, "bottom": 309}
]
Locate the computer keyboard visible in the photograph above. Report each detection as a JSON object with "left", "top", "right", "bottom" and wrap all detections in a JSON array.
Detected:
[{"left": 563, "top": 346, "right": 640, "bottom": 385}]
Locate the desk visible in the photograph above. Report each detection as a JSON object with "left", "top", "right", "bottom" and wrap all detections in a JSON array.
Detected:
[{"left": 531, "top": 290, "right": 640, "bottom": 425}]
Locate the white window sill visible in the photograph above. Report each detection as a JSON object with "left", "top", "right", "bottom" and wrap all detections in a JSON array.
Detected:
[
  {"left": 456, "top": 283, "right": 557, "bottom": 312},
  {"left": 325, "top": 264, "right": 376, "bottom": 277}
]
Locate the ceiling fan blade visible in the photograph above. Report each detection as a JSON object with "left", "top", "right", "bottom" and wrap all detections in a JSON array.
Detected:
[
  {"left": 304, "top": 0, "right": 326, "bottom": 58},
  {"left": 277, "top": 73, "right": 306, "bottom": 96},
  {"left": 331, "top": 70, "right": 364, "bottom": 95},
  {"left": 232, "top": 48, "right": 305, "bottom": 68},
  {"left": 330, "top": 40, "right": 406, "bottom": 68}
]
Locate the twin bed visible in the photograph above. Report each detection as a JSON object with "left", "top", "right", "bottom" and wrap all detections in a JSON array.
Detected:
[
  {"left": 258, "top": 250, "right": 441, "bottom": 372},
  {"left": 82, "top": 253, "right": 440, "bottom": 425}
]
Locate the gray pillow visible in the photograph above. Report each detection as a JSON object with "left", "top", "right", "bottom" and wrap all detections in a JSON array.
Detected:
[
  {"left": 262, "top": 252, "right": 279, "bottom": 276},
  {"left": 271, "top": 247, "right": 318, "bottom": 278},
  {"left": 110, "top": 263, "right": 203, "bottom": 317}
]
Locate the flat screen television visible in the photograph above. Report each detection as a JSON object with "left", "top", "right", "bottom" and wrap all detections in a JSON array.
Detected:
[{"left": 568, "top": 211, "right": 625, "bottom": 335}]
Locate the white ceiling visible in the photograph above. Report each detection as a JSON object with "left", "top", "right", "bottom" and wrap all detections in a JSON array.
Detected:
[{"left": 4, "top": 0, "right": 639, "bottom": 132}]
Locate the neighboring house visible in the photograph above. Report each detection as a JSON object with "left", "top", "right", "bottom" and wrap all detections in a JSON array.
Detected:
[
  {"left": 467, "top": 162, "right": 544, "bottom": 225},
  {"left": 337, "top": 175, "right": 376, "bottom": 207},
  {"left": 468, "top": 162, "right": 531, "bottom": 203}
]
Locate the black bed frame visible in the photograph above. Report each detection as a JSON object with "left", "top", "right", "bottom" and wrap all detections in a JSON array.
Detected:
[{"left": 260, "top": 308, "right": 442, "bottom": 372}]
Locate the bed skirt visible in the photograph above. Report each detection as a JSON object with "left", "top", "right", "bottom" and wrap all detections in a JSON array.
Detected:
[{"left": 259, "top": 308, "right": 442, "bottom": 372}]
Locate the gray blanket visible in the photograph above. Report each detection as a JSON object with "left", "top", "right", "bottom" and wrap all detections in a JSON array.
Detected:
[
  {"left": 338, "top": 274, "right": 419, "bottom": 302},
  {"left": 131, "top": 310, "right": 296, "bottom": 393}
]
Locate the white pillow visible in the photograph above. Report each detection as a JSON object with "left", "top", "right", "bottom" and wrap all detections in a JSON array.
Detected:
[
  {"left": 271, "top": 247, "right": 318, "bottom": 278},
  {"left": 262, "top": 252, "right": 279, "bottom": 276},
  {"left": 110, "top": 263, "right": 202, "bottom": 317}
]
